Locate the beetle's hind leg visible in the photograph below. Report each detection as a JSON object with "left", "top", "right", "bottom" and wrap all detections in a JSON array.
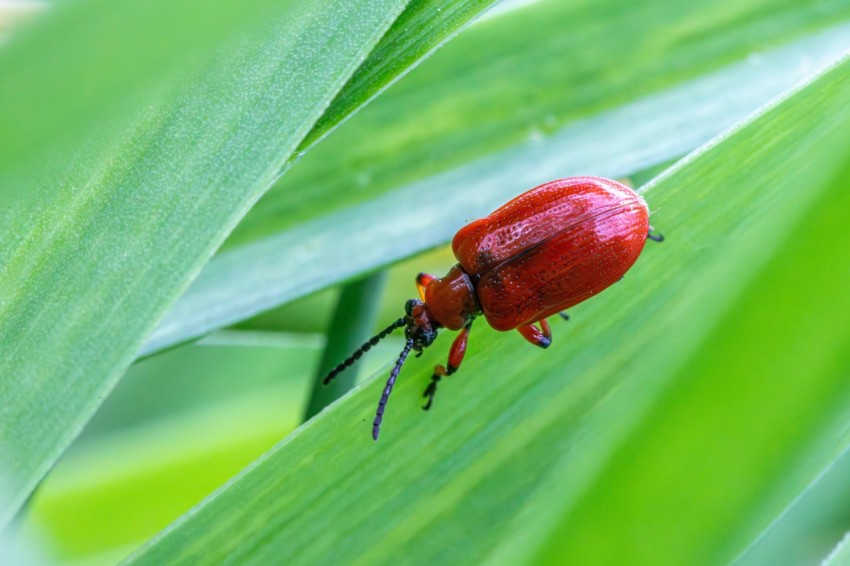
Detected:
[
  {"left": 517, "top": 319, "right": 552, "bottom": 349},
  {"left": 416, "top": 273, "right": 436, "bottom": 301},
  {"left": 423, "top": 321, "right": 472, "bottom": 410},
  {"left": 647, "top": 226, "right": 665, "bottom": 242}
]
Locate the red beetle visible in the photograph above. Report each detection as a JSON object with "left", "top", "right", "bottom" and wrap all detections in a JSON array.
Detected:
[{"left": 322, "top": 176, "right": 662, "bottom": 440}]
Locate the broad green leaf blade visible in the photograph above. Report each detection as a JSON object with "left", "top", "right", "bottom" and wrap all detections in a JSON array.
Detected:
[
  {"left": 127, "top": 54, "right": 850, "bottom": 564},
  {"left": 823, "top": 533, "right": 850, "bottom": 566},
  {"left": 0, "top": 528, "right": 46, "bottom": 566},
  {"left": 522, "top": 59, "right": 850, "bottom": 564},
  {"left": 0, "top": 0, "right": 410, "bottom": 528},
  {"left": 23, "top": 331, "right": 401, "bottom": 561},
  {"left": 733, "top": 443, "right": 850, "bottom": 565},
  {"left": 301, "top": 0, "right": 498, "bottom": 150},
  {"left": 231, "top": 0, "right": 850, "bottom": 250},
  {"left": 0, "top": 2, "right": 41, "bottom": 39},
  {"left": 142, "top": 9, "right": 850, "bottom": 355}
]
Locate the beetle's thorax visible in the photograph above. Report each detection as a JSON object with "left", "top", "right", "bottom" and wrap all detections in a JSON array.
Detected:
[{"left": 422, "top": 264, "right": 481, "bottom": 331}]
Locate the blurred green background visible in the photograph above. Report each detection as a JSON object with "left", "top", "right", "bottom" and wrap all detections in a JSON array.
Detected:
[
  {"left": 21, "top": 248, "right": 452, "bottom": 563},
  {"left": 2, "top": 0, "right": 850, "bottom": 564}
]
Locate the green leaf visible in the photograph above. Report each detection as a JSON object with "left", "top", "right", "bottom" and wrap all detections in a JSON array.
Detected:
[
  {"left": 527, "top": 56, "right": 850, "bottom": 566},
  {"left": 126, "top": 52, "right": 850, "bottom": 564},
  {"left": 23, "top": 331, "right": 401, "bottom": 560},
  {"left": 231, "top": 0, "right": 850, "bottom": 250},
  {"left": 142, "top": 3, "right": 850, "bottom": 355},
  {"left": 734, "top": 443, "right": 850, "bottom": 564},
  {"left": 301, "top": 0, "right": 497, "bottom": 150},
  {"left": 823, "top": 533, "right": 850, "bottom": 566},
  {"left": 0, "top": 0, "right": 414, "bottom": 528},
  {"left": 304, "top": 273, "right": 389, "bottom": 420}
]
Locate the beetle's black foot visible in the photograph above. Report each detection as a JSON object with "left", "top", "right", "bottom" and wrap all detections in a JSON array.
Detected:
[
  {"left": 559, "top": 311, "right": 570, "bottom": 321},
  {"left": 422, "top": 377, "right": 440, "bottom": 411},
  {"left": 647, "top": 227, "right": 664, "bottom": 242}
]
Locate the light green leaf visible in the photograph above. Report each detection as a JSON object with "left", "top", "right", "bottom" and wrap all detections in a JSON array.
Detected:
[
  {"left": 0, "top": 0, "right": 414, "bottom": 528},
  {"left": 24, "top": 331, "right": 401, "bottom": 560},
  {"left": 304, "top": 272, "right": 389, "bottom": 420},
  {"left": 231, "top": 0, "right": 850, "bottom": 250},
  {"left": 301, "top": 0, "right": 497, "bottom": 150},
  {"left": 143, "top": 2, "right": 850, "bottom": 355},
  {"left": 522, "top": 55, "right": 850, "bottom": 566},
  {"left": 733, "top": 443, "right": 850, "bottom": 565},
  {"left": 127, "top": 52, "right": 850, "bottom": 565},
  {"left": 823, "top": 533, "right": 850, "bottom": 566}
]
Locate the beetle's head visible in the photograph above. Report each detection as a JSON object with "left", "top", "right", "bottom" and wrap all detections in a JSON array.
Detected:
[
  {"left": 404, "top": 299, "right": 438, "bottom": 352},
  {"left": 320, "top": 298, "right": 440, "bottom": 441}
]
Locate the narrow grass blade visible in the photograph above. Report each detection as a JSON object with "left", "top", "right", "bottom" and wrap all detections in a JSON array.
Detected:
[{"left": 304, "top": 272, "right": 389, "bottom": 420}]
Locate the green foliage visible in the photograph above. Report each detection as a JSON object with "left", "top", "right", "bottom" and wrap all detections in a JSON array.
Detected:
[
  {"left": 124, "top": 53, "right": 850, "bottom": 565},
  {"left": 143, "top": 0, "right": 850, "bottom": 355},
  {"left": 0, "top": 0, "right": 404, "bottom": 527},
  {"left": 532, "top": 55, "right": 850, "bottom": 566},
  {"left": 0, "top": 0, "right": 492, "bottom": 532},
  {"left": 824, "top": 533, "right": 850, "bottom": 566},
  {"left": 27, "top": 332, "right": 400, "bottom": 558},
  {"left": 3, "top": 0, "right": 850, "bottom": 564}
]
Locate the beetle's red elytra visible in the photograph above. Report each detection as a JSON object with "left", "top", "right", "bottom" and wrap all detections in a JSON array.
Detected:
[{"left": 321, "top": 176, "right": 662, "bottom": 440}]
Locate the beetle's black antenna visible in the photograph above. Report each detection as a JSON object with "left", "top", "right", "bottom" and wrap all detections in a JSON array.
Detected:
[
  {"left": 373, "top": 338, "right": 414, "bottom": 441},
  {"left": 647, "top": 227, "right": 665, "bottom": 242},
  {"left": 322, "top": 318, "right": 405, "bottom": 385}
]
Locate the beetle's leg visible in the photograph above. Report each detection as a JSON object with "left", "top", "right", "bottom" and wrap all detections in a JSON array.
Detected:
[
  {"left": 423, "top": 321, "right": 472, "bottom": 410},
  {"left": 517, "top": 319, "right": 552, "bottom": 349},
  {"left": 416, "top": 273, "right": 436, "bottom": 301},
  {"left": 647, "top": 226, "right": 665, "bottom": 242},
  {"left": 559, "top": 311, "right": 570, "bottom": 321}
]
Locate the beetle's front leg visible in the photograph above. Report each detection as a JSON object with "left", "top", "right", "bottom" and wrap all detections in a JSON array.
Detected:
[
  {"left": 517, "top": 319, "right": 552, "bottom": 349},
  {"left": 416, "top": 273, "right": 436, "bottom": 301},
  {"left": 423, "top": 321, "right": 472, "bottom": 410}
]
